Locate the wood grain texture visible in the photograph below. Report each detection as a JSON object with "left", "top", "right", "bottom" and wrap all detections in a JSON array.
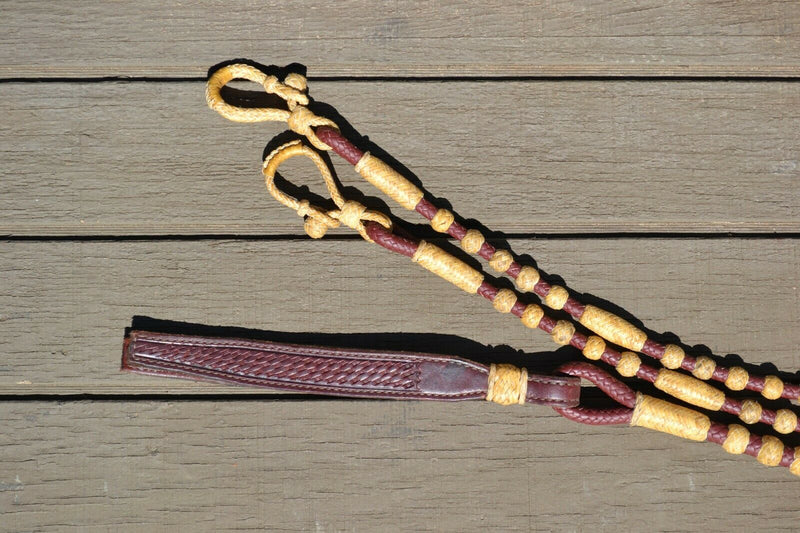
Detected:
[
  {"left": 2, "top": 238, "right": 798, "bottom": 394},
  {"left": 2, "top": 80, "right": 799, "bottom": 236},
  {"left": 6, "top": 2, "right": 800, "bottom": 527},
  {"left": 2, "top": 400, "right": 799, "bottom": 532},
  {"left": 2, "top": 1, "right": 800, "bottom": 78}
]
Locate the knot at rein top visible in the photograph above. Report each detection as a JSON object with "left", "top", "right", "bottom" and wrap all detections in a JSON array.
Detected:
[
  {"left": 262, "top": 140, "right": 392, "bottom": 242},
  {"left": 206, "top": 63, "right": 338, "bottom": 150}
]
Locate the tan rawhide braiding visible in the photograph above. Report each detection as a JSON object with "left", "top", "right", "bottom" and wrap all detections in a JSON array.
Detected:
[
  {"left": 207, "top": 63, "right": 799, "bottom": 407},
  {"left": 206, "top": 62, "right": 800, "bottom": 477},
  {"left": 338, "top": 135, "right": 797, "bottom": 404},
  {"left": 206, "top": 63, "right": 338, "bottom": 151},
  {"left": 322, "top": 123, "right": 798, "bottom": 404},
  {"left": 261, "top": 139, "right": 391, "bottom": 242}
]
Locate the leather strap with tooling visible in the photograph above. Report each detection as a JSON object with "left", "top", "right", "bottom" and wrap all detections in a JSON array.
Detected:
[
  {"left": 201, "top": 62, "right": 800, "bottom": 477},
  {"left": 122, "top": 330, "right": 580, "bottom": 407}
]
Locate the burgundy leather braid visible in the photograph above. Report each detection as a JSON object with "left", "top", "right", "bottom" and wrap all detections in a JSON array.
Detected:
[
  {"left": 706, "top": 423, "right": 797, "bottom": 468},
  {"left": 365, "top": 221, "right": 638, "bottom": 425},
  {"left": 556, "top": 361, "right": 637, "bottom": 408},
  {"left": 320, "top": 129, "right": 364, "bottom": 165},
  {"left": 317, "top": 125, "right": 800, "bottom": 403},
  {"left": 204, "top": 66, "right": 800, "bottom": 476},
  {"left": 357, "top": 223, "right": 800, "bottom": 470},
  {"left": 551, "top": 362, "right": 636, "bottom": 425},
  {"left": 364, "top": 222, "right": 799, "bottom": 434},
  {"left": 555, "top": 406, "right": 634, "bottom": 426}
]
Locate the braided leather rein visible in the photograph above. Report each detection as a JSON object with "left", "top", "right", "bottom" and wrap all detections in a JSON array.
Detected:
[{"left": 203, "top": 62, "right": 800, "bottom": 477}]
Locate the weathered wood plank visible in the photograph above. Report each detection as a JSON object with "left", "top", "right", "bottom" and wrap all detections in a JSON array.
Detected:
[
  {"left": 2, "top": 80, "right": 799, "bottom": 236},
  {"left": 2, "top": 1, "right": 800, "bottom": 78},
  {"left": 2, "top": 238, "right": 798, "bottom": 394},
  {"left": 1, "top": 400, "right": 797, "bottom": 532}
]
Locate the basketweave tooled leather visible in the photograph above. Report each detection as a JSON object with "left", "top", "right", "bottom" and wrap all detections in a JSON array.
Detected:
[{"left": 122, "top": 331, "right": 580, "bottom": 407}]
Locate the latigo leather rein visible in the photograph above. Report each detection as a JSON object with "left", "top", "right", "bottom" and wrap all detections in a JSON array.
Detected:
[
  {"left": 122, "top": 331, "right": 581, "bottom": 408},
  {"left": 127, "top": 62, "right": 800, "bottom": 477}
]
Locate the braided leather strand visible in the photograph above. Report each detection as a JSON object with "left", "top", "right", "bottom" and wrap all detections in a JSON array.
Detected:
[
  {"left": 206, "top": 64, "right": 800, "bottom": 477},
  {"left": 392, "top": 213, "right": 800, "bottom": 466},
  {"left": 553, "top": 363, "right": 800, "bottom": 474},
  {"left": 315, "top": 126, "right": 800, "bottom": 404},
  {"left": 204, "top": 68, "right": 799, "bottom": 404},
  {"left": 364, "top": 222, "right": 800, "bottom": 435}
]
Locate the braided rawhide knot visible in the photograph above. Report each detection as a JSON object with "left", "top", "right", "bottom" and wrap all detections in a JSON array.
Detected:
[
  {"left": 293, "top": 198, "right": 339, "bottom": 239},
  {"left": 486, "top": 363, "right": 528, "bottom": 406},
  {"left": 263, "top": 72, "right": 308, "bottom": 109},
  {"left": 262, "top": 140, "right": 391, "bottom": 242},
  {"left": 286, "top": 106, "right": 338, "bottom": 148},
  {"left": 206, "top": 63, "right": 338, "bottom": 150}
]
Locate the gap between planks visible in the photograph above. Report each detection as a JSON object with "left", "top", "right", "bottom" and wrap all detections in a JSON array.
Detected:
[
  {"left": 3, "top": 237, "right": 799, "bottom": 395},
  {"left": 2, "top": 80, "right": 799, "bottom": 236},
  {"left": 5, "top": 222, "right": 800, "bottom": 238},
  {"left": 5, "top": 69, "right": 800, "bottom": 83}
]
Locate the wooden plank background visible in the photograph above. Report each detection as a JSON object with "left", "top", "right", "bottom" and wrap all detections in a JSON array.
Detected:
[
  {"left": 2, "top": 238, "right": 800, "bottom": 394},
  {"left": 3, "top": 80, "right": 799, "bottom": 236},
  {"left": 2, "top": 2, "right": 800, "bottom": 531},
  {"left": 2, "top": 1, "right": 800, "bottom": 78}
]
